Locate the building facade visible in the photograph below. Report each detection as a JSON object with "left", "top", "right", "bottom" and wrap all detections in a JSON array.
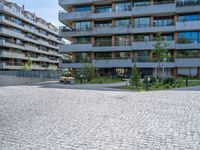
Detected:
[
  {"left": 0, "top": 0, "right": 62, "bottom": 70},
  {"left": 59, "top": 0, "right": 200, "bottom": 78}
]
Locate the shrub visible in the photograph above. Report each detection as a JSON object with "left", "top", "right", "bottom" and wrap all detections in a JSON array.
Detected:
[
  {"left": 62, "top": 69, "right": 71, "bottom": 77},
  {"left": 130, "top": 65, "right": 140, "bottom": 87},
  {"left": 143, "top": 76, "right": 156, "bottom": 84},
  {"left": 83, "top": 64, "right": 95, "bottom": 82},
  {"left": 163, "top": 77, "right": 176, "bottom": 85}
]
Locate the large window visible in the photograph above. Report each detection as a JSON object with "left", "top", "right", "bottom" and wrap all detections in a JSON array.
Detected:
[
  {"left": 96, "top": 5, "right": 112, "bottom": 13},
  {"left": 95, "top": 37, "right": 112, "bottom": 46},
  {"left": 116, "top": 35, "right": 131, "bottom": 46},
  {"left": 134, "top": 51, "right": 149, "bottom": 62},
  {"left": 75, "top": 52, "right": 91, "bottom": 63},
  {"left": 95, "top": 21, "right": 112, "bottom": 28},
  {"left": 75, "top": 21, "right": 91, "bottom": 31},
  {"left": 178, "top": 14, "right": 199, "bottom": 22},
  {"left": 116, "top": 19, "right": 130, "bottom": 27},
  {"left": 115, "top": 2, "right": 132, "bottom": 12},
  {"left": 177, "top": 32, "right": 198, "bottom": 43},
  {"left": 115, "top": 52, "right": 130, "bottom": 59},
  {"left": 134, "top": 34, "right": 150, "bottom": 41},
  {"left": 154, "top": 17, "right": 174, "bottom": 27},
  {"left": 176, "top": 50, "right": 198, "bottom": 58},
  {"left": 134, "top": 17, "right": 150, "bottom": 28},
  {"left": 95, "top": 52, "right": 112, "bottom": 59},
  {"left": 75, "top": 37, "right": 91, "bottom": 44},
  {"left": 74, "top": 5, "right": 91, "bottom": 12}
]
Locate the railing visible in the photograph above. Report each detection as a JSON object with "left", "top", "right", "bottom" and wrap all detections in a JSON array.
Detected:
[
  {"left": 0, "top": 70, "right": 62, "bottom": 79},
  {"left": 177, "top": 0, "right": 200, "bottom": 6}
]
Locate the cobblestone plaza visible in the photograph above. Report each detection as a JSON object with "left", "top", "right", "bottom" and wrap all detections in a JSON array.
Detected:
[{"left": 0, "top": 85, "right": 200, "bottom": 149}]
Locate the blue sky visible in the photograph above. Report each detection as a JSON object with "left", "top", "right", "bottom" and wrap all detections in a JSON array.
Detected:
[{"left": 11, "top": 0, "right": 62, "bottom": 27}]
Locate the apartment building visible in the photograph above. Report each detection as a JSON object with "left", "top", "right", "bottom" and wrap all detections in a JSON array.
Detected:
[
  {"left": 0, "top": 0, "right": 62, "bottom": 70},
  {"left": 59, "top": 0, "right": 200, "bottom": 78}
]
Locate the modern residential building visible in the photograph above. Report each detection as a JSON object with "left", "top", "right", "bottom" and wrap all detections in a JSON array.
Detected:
[
  {"left": 0, "top": 0, "right": 62, "bottom": 70},
  {"left": 59, "top": 0, "right": 200, "bottom": 78}
]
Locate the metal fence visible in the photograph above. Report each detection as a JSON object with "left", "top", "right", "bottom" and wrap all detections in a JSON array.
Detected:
[{"left": 0, "top": 70, "right": 62, "bottom": 79}]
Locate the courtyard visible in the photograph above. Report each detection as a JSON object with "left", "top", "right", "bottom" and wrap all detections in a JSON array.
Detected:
[{"left": 0, "top": 84, "right": 200, "bottom": 149}]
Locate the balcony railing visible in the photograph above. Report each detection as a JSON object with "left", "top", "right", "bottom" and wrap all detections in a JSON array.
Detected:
[{"left": 177, "top": 0, "right": 200, "bottom": 6}]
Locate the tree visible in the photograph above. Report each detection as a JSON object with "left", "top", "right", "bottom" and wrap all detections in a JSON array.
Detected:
[
  {"left": 83, "top": 63, "right": 95, "bottom": 82},
  {"left": 47, "top": 64, "right": 57, "bottom": 71},
  {"left": 62, "top": 68, "right": 71, "bottom": 77},
  {"left": 153, "top": 33, "right": 169, "bottom": 80},
  {"left": 130, "top": 65, "right": 140, "bottom": 88},
  {"left": 21, "top": 56, "right": 32, "bottom": 71}
]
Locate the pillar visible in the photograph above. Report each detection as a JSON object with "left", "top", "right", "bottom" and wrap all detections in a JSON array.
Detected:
[
  {"left": 150, "top": 16, "right": 154, "bottom": 27},
  {"left": 198, "top": 50, "right": 200, "bottom": 57},
  {"left": 149, "top": 51, "right": 153, "bottom": 61},
  {"left": 198, "top": 67, "right": 200, "bottom": 78},
  {"left": 112, "top": 3, "right": 115, "bottom": 12},
  {"left": 172, "top": 50, "right": 177, "bottom": 60},
  {"left": 112, "top": 35, "right": 115, "bottom": 46},
  {"left": 112, "top": 52, "right": 115, "bottom": 59},
  {"left": 72, "top": 52, "right": 76, "bottom": 63},
  {"left": 172, "top": 68, "right": 177, "bottom": 77}
]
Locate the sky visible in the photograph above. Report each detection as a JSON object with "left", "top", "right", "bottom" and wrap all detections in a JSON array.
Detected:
[{"left": 11, "top": 0, "right": 63, "bottom": 27}]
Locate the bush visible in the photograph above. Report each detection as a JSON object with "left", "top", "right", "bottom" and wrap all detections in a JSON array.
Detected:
[
  {"left": 83, "top": 64, "right": 95, "bottom": 82},
  {"left": 62, "top": 69, "right": 71, "bottom": 77},
  {"left": 130, "top": 65, "right": 140, "bottom": 87},
  {"left": 143, "top": 76, "right": 156, "bottom": 84},
  {"left": 163, "top": 77, "right": 176, "bottom": 85}
]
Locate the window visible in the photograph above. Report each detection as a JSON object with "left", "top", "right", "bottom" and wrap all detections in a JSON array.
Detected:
[
  {"left": 75, "top": 21, "right": 91, "bottom": 31},
  {"left": 176, "top": 50, "right": 198, "bottom": 58},
  {"left": 115, "top": 52, "right": 130, "bottom": 59},
  {"left": 134, "top": 51, "right": 149, "bottom": 62},
  {"left": 177, "top": 32, "right": 198, "bottom": 43},
  {"left": 75, "top": 37, "right": 91, "bottom": 44},
  {"left": 95, "top": 37, "right": 112, "bottom": 46},
  {"left": 96, "top": 5, "right": 112, "bottom": 13},
  {"left": 134, "top": 17, "right": 150, "bottom": 28},
  {"left": 115, "top": 35, "right": 131, "bottom": 46},
  {"left": 178, "top": 14, "right": 199, "bottom": 22},
  {"left": 116, "top": 19, "right": 130, "bottom": 27},
  {"left": 95, "top": 21, "right": 112, "bottom": 28},
  {"left": 134, "top": 34, "right": 150, "bottom": 41},
  {"left": 75, "top": 52, "right": 91, "bottom": 63},
  {"left": 115, "top": 2, "right": 132, "bottom": 12},
  {"left": 74, "top": 5, "right": 91, "bottom": 12},
  {"left": 95, "top": 52, "right": 112, "bottom": 59},
  {"left": 154, "top": 17, "right": 174, "bottom": 27}
]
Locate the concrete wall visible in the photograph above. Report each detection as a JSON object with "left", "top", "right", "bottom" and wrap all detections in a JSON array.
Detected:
[{"left": 0, "top": 76, "right": 55, "bottom": 86}]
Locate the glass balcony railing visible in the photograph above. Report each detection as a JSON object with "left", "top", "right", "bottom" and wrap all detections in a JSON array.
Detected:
[{"left": 177, "top": 0, "right": 200, "bottom": 6}]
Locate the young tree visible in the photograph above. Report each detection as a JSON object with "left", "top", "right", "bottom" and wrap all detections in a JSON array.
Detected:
[
  {"left": 153, "top": 33, "right": 169, "bottom": 80},
  {"left": 83, "top": 63, "right": 95, "bottom": 82},
  {"left": 130, "top": 65, "right": 140, "bottom": 88},
  {"left": 21, "top": 56, "right": 32, "bottom": 71}
]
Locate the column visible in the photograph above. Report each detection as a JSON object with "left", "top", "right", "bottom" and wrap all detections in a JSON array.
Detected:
[
  {"left": 112, "top": 52, "right": 115, "bottom": 59},
  {"left": 112, "top": 36, "right": 115, "bottom": 46},
  {"left": 112, "top": 3, "right": 115, "bottom": 12},
  {"left": 72, "top": 52, "right": 76, "bottom": 63},
  {"left": 150, "top": 16, "right": 154, "bottom": 27},
  {"left": 172, "top": 68, "right": 177, "bottom": 77},
  {"left": 149, "top": 51, "right": 153, "bottom": 61},
  {"left": 172, "top": 50, "right": 177, "bottom": 60},
  {"left": 198, "top": 67, "right": 200, "bottom": 78}
]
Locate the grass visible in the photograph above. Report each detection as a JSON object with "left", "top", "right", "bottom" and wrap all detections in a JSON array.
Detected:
[
  {"left": 114, "top": 78, "right": 200, "bottom": 91},
  {"left": 75, "top": 76, "right": 124, "bottom": 84}
]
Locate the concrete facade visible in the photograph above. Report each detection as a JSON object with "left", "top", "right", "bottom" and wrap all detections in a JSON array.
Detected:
[
  {"left": 59, "top": 0, "right": 200, "bottom": 77},
  {"left": 0, "top": 0, "right": 62, "bottom": 70}
]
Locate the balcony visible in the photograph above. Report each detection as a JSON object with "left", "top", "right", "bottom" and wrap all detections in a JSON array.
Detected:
[
  {"left": 132, "top": 40, "right": 175, "bottom": 50},
  {"left": 176, "top": 42, "right": 200, "bottom": 50},
  {"left": 92, "top": 59, "right": 132, "bottom": 68},
  {"left": 176, "top": 21, "right": 200, "bottom": 31},
  {"left": 60, "top": 43, "right": 93, "bottom": 52},
  {"left": 175, "top": 58, "right": 200, "bottom": 67}
]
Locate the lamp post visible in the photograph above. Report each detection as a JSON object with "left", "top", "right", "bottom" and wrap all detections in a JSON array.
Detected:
[{"left": 80, "top": 74, "right": 83, "bottom": 84}]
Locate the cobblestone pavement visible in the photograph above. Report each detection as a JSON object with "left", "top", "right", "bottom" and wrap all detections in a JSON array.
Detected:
[{"left": 0, "top": 85, "right": 200, "bottom": 150}]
